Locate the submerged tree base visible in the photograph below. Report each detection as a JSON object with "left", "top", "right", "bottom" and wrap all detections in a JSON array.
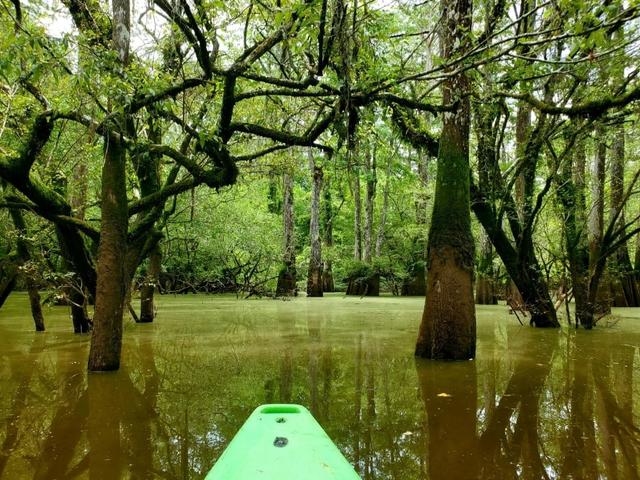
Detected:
[
  {"left": 276, "top": 266, "right": 297, "bottom": 297},
  {"left": 415, "top": 247, "right": 476, "bottom": 360},
  {"left": 346, "top": 274, "right": 380, "bottom": 296}
]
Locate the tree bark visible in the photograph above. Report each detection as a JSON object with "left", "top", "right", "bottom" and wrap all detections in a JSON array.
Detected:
[
  {"left": 307, "top": 153, "right": 323, "bottom": 297},
  {"left": 88, "top": 0, "right": 130, "bottom": 371},
  {"left": 276, "top": 171, "right": 297, "bottom": 296},
  {"left": 415, "top": 0, "right": 475, "bottom": 360},
  {"left": 88, "top": 133, "right": 128, "bottom": 370}
]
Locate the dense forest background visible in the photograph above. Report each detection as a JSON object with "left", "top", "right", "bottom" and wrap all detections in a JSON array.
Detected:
[{"left": 1, "top": 0, "right": 640, "bottom": 368}]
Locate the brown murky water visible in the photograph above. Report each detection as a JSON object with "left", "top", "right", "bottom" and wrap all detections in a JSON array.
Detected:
[{"left": 0, "top": 293, "right": 639, "bottom": 479}]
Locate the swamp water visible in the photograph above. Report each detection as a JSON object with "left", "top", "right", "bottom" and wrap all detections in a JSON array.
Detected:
[{"left": 0, "top": 293, "right": 639, "bottom": 479}]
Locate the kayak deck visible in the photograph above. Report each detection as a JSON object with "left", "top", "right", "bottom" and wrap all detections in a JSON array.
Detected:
[{"left": 205, "top": 404, "right": 361, "bottom": 479}]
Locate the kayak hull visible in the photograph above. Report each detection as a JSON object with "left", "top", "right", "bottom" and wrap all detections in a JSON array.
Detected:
[{"left": 205, "top": 404, "right": 361, "bottom": 479}]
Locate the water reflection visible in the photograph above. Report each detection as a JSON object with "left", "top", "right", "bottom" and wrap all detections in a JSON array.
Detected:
[{"left": 0, "top": 296, "right": 639, "bottom": 479}]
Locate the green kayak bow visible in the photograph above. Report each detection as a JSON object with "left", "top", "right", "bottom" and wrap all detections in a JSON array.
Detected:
[{"left": 205, "top": 404, "right": 361, "bottom": 479}]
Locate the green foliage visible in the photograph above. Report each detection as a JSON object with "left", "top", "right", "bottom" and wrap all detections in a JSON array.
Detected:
[{"left": 160, "top": 178, "right": 282, "bottom": 294}]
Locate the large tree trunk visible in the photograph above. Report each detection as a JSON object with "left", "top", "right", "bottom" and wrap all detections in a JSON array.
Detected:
[
  {"left": 415, "top": 0, "right": 475, "bottom": 360},
  {"left": 307, "top": 153, "right": 323, "bottom": 297},
  {"left": 609, "top": 125, "right": 639, "bottom": 306},
  {"left": 321, "top": 177, "right": 335, "bottom": 292},
  {"left": 10, "top": 208, "right": 45, "bottom": 331},
  {"left": 88, "top": 133, "right": 128, "bottom": 370},
  {"left": 88, "top": 0, "right": 130, "bottom": 371},
  {"left": 276, "top": 171, "right": 297, "bottom": 296}
]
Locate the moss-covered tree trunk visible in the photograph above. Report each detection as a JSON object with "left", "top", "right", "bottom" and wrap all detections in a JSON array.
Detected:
[
  {"left": 307, "top": 153, "right": 323, "bottom": 297},
  {"left": 88, "top": 133, "right": 128, "bottom": 370},
  {"left": 276, "top": 171, "right": 297, "bottom": 296},
  {"left": 415, "top": 0, "right": 475, "bottom": 360},
  {"left": 88, "top": 0, "right": 130, "bottom": 371}
]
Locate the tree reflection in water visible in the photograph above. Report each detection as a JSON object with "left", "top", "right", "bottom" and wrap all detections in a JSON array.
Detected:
[{"left": 0, "top": 296, "right": 638, "bottom": 479}]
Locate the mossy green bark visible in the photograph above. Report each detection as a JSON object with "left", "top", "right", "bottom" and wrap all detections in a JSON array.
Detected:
[
  {"left": 415, "top": 0, "right": 476, "bottom": 360},
  {"left": 88, "top": 134, "right": 129, "bottom": 371}
]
